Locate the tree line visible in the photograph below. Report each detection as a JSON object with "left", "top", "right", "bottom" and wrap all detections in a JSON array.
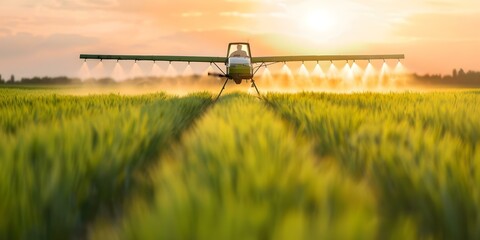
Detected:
[
  {"left": 1, "top": 68, "right": 480, "bottom": 87},
  {"left": 0, "top": 75, "right": 83, "bottom": 85},
  {"left": 413, "top": 69, "right": 480, "bottom": 86}
]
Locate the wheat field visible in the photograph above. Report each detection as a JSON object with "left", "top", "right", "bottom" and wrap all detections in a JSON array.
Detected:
[{"left": 1, "top": 86, "right": 479, "bottom": 239}]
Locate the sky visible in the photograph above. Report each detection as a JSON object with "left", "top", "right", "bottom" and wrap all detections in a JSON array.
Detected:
[{"left": 0, "top": 0, "right": 479, "bottom": 78}]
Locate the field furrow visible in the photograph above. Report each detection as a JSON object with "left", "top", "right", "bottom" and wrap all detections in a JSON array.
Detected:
[
  {"left": 98, "top": 94, "right": 379, "bottom": 240},
  {"left": 266, "top": 92, "right": 480, "bottom": 239},
  {"left": 0, "top": 92, "right": 212, "bottom": 239}
]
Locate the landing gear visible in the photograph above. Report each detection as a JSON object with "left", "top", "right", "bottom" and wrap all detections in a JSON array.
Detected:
[
  {"left": 250, "top": 79, "right": 262, "bottom": 98},
  {"left": 215, "top": 78, "right": 229, "bottom": 101},
  {"left": 215, "top": 78, "right": 262, "bottom": 101}
]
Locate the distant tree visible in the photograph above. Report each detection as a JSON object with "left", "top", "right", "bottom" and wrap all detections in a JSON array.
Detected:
[
  {"left": 0, "top": 74, "right": 3, "bottom": 84},
  {"left": 8, "top": 75, "right": 15, "bottom": 84},
  {"left": 458, "top": 68, "right": 466, "bottom": 77},
  {"left": 452, "top": 69, "right": 457, "bottom": 78}
]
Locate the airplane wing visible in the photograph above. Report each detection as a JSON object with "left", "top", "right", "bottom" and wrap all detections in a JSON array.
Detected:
[
  {"left": 80, "top": 54, "right": 404, "bottom": 64},
  {"left": 251, "top": 54, "right": 404, "bottom": 63},
  {"left": 79, "top": 54, "right": 227, "bottom": 63}
]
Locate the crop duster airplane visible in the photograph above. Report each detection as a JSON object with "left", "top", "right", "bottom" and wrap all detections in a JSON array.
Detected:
[{"left": 80, "top": 42, "right": 404, "bottom": 99}]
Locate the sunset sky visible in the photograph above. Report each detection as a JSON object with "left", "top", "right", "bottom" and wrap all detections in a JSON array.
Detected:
[{"left": 1, "top": 0, "right": 479, "bottom": 78}]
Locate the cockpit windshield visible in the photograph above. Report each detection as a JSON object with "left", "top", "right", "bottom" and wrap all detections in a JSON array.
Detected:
[{"left": 228, "top": 44, "right": 250, "bottom": 58}]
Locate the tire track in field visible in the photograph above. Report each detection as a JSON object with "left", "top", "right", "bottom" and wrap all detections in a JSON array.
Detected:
[
  {"left": 263, "top": 92, "right": 480, "bottom": 239},
  {"left": 262, "top": 94, "right": 419, "bottom": 239},
  {"left": 262, "top": 93, "right": 401, "bottom": 176},
  {"left": 96, "top": 93, "right": 378, "bottom": 240},
  {"left": 83, "top": 93, "right": 215, "bottom": 238}
]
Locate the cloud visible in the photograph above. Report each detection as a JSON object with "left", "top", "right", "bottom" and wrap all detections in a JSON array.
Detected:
[
  {"left": 360, "top": 38, "right": 480, "bottom": 75},
  {"left": 394, "top": 12, "right": 480, "bottom": 40},
  {"left": 219, "top": 12, "right": 257, "bottom": 18},
  {"left": 0, "top": 32, "right": 99, "bottom": 78},
  {"left": 424, "top": 0, "right": 456, "bottom": 8},
  {"left": 42, "top": 0, "right": 117, "bottom": 10},
  {"left": 2, "top": 0, "right": 480, "bottom": 77},
  {"left": 111, "top": 0, "right": 260, "bottom": 29},
  {"left": 151, "top": 28, "right": 352, "bottom": 56},
  {"left": 0, "top": 28, "right": 11, "bottom": 35},
  {"left": 181, "top": 12, "right": 204, "bottom": 17},
  {"left": 0, "top": 32, "right": 98, "bottom": 58}
]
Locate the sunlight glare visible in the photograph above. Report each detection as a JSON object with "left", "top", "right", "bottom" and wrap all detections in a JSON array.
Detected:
[{"left": 304, "top": 10, "right": 336, "bottom": 34}]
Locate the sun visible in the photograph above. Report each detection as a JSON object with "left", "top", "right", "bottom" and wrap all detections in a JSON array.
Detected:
[
  {"left": 295, "top": 8, "right": 343, "bottom": 42},
  {"left": 303, "top": 10, "right": 336, "bottom": 34}
]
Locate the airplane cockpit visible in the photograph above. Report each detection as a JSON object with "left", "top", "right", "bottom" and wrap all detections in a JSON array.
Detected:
[
  {"left": 227, "top": 43, "right": 251, "bottom": 58},
  {"left": 227, "top": 43, "right": 252, "bottom": 68}
]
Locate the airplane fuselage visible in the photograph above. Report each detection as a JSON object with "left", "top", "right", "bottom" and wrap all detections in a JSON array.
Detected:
[{"left": 226, "top": 42, "right": 254, "bottom": 84}]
